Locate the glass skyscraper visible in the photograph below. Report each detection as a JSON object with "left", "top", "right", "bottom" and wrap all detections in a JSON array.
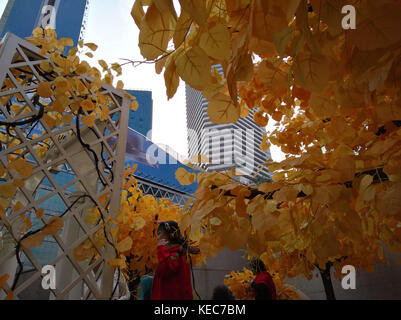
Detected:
[{"left": 185, "top": 66, "right": 271, "bottom": 181}]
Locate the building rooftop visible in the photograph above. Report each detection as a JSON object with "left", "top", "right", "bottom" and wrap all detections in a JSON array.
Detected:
[{"left": 125, "top": 128, "right": 199, "bottom": 195}]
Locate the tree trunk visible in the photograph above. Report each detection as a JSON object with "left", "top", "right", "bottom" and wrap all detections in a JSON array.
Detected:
[
  {"left": 319, "top": 262, "right": 336, "bottom": 300},
  {"left": 126, "top": 269, "right": 141, "bottom": 300}
]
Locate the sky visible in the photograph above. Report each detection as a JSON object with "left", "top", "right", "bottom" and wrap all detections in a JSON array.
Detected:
[{"left": 0, "top": 0, "right": 285, "bottom": 162}]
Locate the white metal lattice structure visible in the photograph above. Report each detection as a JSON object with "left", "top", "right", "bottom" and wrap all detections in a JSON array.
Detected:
[
  {"left": 136, "top": 177, "right": 192, "bottom": 207},
  {"left": 0, "top": 33, "right": 129, "bottom": 300}
]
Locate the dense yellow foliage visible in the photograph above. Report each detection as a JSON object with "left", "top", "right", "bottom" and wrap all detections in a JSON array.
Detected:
[{"left": 134, "top": 0, "right": 401, "bottom": 283}]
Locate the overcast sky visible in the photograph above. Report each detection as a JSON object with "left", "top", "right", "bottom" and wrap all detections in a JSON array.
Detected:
[{"left": 0, "top": 0, "right": 285, "bottom": 161}]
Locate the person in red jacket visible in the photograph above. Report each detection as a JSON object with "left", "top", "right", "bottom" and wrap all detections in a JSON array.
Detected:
[
  {"left": 249, "top": 258, "right": 277, "bottom": 300},
  {"left": 152, "top": 220, "right": 199, "bottom": 300}
]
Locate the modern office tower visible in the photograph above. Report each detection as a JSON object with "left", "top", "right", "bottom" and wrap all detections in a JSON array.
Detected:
[
  {"left": 186, "top": 67, "right": 271, "bottom": 181},
  {"left": 0, "top": 0, "right": 89, "bottom": 44},
  {"left": 125, "top": 89, "right": 153, "bottom": 139}
]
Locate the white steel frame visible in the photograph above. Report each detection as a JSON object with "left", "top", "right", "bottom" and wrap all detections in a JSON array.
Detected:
[{"left": 0, "top": 32, "right": 129, "bottom": 300}]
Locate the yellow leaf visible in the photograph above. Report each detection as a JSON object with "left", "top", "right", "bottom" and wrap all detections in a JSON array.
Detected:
[
  {"left": 98, "top": 192, "right": 110, "bottom": 207},
  {"left": 13, "top": 179, "right": 24, "bottom": 188},
  {"left": 309, "top": 92, "right": 337, "bottom": 119},
  {"left": 8, "top": 158, "right": 34, "bottom": 179},
  {"left": 0, "top": 183, "right": 16, "bottom": 199},
  {"left": 84, "top": 43, "right": 98, "bottom": 51},
  {"left": 104, "top": 72, "right": 113, "bottom": 85},
  {"left": 131, "top": 0, "right": 145, "bottom": 27},
  {"left": 80, "top": 98, "right": 95, "bottom": 111},
  {"left": 76, "top": 61, "right": 90, "bottom": 75},
  {"left": 294, "top": 53, "right": 331, "bottom": 92},
  {"left": 138, "top": 3, "right": 175, "bottom": 60},
  {"left": 20, "top": 216, "right": 32, "bottom": 233},
  {"left": 42, "top": 216, "right": 64, "bottom": 235},
  {"left": 258, "top": 61, "right": 288, "bottom": 96},
  {"left": 131, "top": 217, "right": 146, "bottom": 231},
  {"left": 85, "top": 52, "right": 94, "bottom": 58},
  {"left": 93, "top": 230, "right": 107, "bottom": 248},
  {"left": 68, "top": 47, "right": 78, "bottom": 56},
  {"left": 175, "top": 167, "right": 196, "bottom": 185},
  {"left": 173, "top": 9, "right": 192, "bottom": 48},
  {"left": 236, "top": 54, "right": 254, "bottom": 82},
  {"left": 111, "top": 63, "right": 122, "bottom": 76},
  {"left": 40, "top": 60, "right": 53, "bottom": 73},
  {"left": 21, "top": 232, "right": 45, "bottom": 248},
  {"left": 376, "top": 183, "right": 401, "bottom": 217},
  {"left": 199, "top": 23, "right": 231, "bottom": 60},
  {"left": 36, "top": 208, "right": 44, "bottom": 219},
  {"left": 273, "top": 26, "right": 293, "bottom": 56},
  {"left": 164, "top": 57, "right": 180, "bottom": 100},
  {"left": 12, "top": 201, "right": 24, "bottom": 213},
  {"left": 175, "top": 46, "right": 211, "bottom": 90},
  {"left": 37, "top": 81, "right": 53, "bottom": 98},
  {"left": 62, "top": 113, "right": 73, "bottom": 125},
  {"left": 207, "top": 93, "right": 240, "bottom": 124},
  {"left": 179, "top": 0, "right": 207, "bottom": 27},
  {"left": 100, "top": 106, "right": 109, "bottom": 121},
  {"left": 74, "top": 239, "right": 94, "bottom": 262},
  {"left": 116, "top": 236, "right": 133, "bottom": 252},
  {"left": 130, "top": 100, "right": 139, "bottom": 111},
  {"left": 359, "top": 175, "right": 373, "bottom": 194},
  {"left": 209, "top": 217, "right": 222, "bottom": 226},
  {"left": 98, "top": 60, "right": 108, "bottom": 71},
  {"left": 155, "top": 54, "right": 168, "bottom": 74},
  {"left": 43, "top": 113, "right": 57, "bottom": 129},
  {"left": 85, "top": 208, "right": 100, "bottom": 225},
  {"left": 117, "top": 80, "right": 124, "bottom": 90},
  {"left": 108, "top": 258, "right": 126, "bottom": 269},
  {"left": 81, "top": 114, "right": 96, "bottom": 127},
  {"left": 260, "top": 133, "right": 271, "bottom": 152},
  {"left": 273, "top": 186, "right": 299, "bottom": 202},
  {"left": 0, "top": 198, "right": 10, "bottom": 211},
  {"left": 189, "top": 154, "right": 210, "bottom": 164},
  {"left": 254, "top": 111, "right": 269, "bottom": 127}
]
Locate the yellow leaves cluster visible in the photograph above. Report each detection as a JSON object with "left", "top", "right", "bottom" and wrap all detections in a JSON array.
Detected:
[
  {"left": 175, "top": 167, "right": 196, "bottom": 186},
  {"left": 137, "top": 3, "right": 176, "bottom": 60},
  {"left": 107, "top": 166, "right": 191, "bottom": 276},
  {"left": 133, "top": 0, "right": 241, "bottom": 124},
  {"left": 224, "top": 266, "right": 307, "bottom": 300},
  {"left": 224, "top": 268, "right": 255, "bottom": 300}
]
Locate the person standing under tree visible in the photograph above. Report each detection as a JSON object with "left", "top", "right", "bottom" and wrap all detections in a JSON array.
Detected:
[{"left": 152, "top": 220, "right": 200, "bottom": 300}]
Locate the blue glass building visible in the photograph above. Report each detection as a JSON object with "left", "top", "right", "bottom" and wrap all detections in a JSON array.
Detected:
[
  {"left": 126, "top": 89, "right": 153, "bottom": 139},
  {"left": 0, "top": 0, "right": 88, "bottom": 44}
]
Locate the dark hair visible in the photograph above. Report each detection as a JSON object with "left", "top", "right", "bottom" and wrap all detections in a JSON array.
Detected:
[
  {"left": 212, "top": 285, "right": 235, "bottom": 300},
  {"left": 249, "top": 258, "right": 266, "bottom": 274},
  {"left": 158, "top": 221, "right": 200, "bottom": 255}
]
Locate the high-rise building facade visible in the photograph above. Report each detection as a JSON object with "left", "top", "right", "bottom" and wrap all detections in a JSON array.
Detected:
[
  {"left": 126, "top": 89, "right": 153, "bottom": 139},
  {"left": 0, "top": 0, "right": 89, "bottom": 44},
  {"left": 186, "top": 71, "right": 271, "bottom": 181}
]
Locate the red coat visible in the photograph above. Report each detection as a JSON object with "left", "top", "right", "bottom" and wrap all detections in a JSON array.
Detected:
[
  {"left": 253, "top": 271, "right": 277, "bottom": 300},
  {"left": 152, "top": 245, "right": 193, "bottom": 300}
]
